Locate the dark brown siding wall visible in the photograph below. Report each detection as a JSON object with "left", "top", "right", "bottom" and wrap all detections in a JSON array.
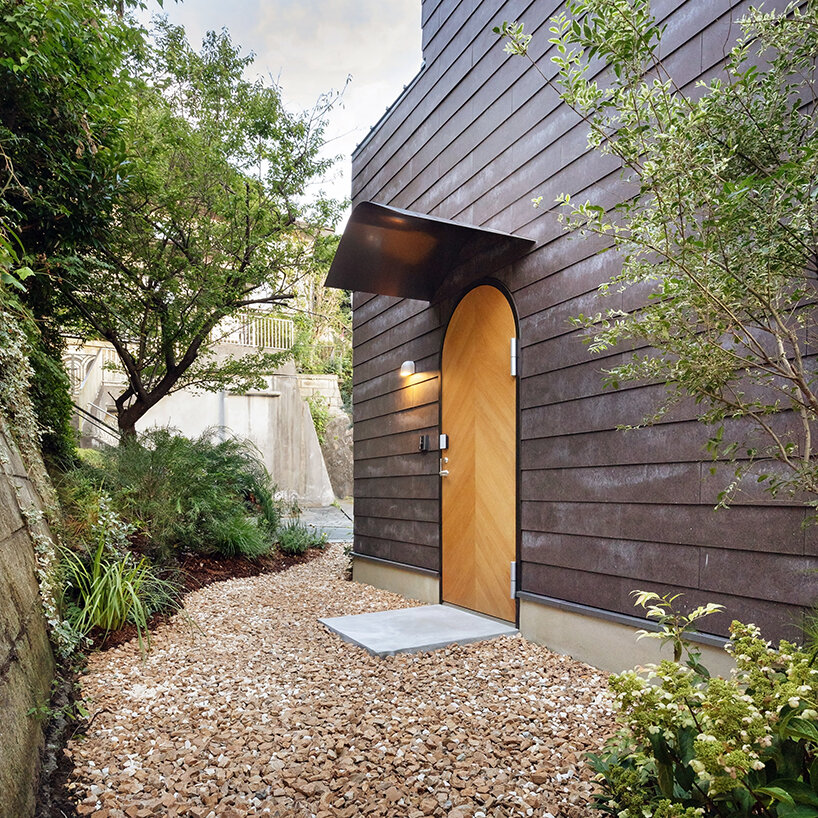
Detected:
[{"left": 351, "top": 0, "right": 818, "bottom": 639}]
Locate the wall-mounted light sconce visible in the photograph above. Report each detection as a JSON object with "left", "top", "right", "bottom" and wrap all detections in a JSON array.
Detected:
[{"left": 399, "top": 360, "right": 416, "bottom": 377}]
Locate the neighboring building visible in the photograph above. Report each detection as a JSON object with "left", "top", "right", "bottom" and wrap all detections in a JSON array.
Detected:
[
  {"left": 65, "top": 312, "right": 337, "bottom": 506},
  {"left": 326, "top": 0, "right": 818, "bottom": 671}
]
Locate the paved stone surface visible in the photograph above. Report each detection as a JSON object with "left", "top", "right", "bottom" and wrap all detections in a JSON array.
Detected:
[
  {"left": 320, "top": 605, "right": 518, "bottom": 657},
  {"left": 68, "top": 544, "right": 615, "bottom": 817},
  {"left": 289, "top": 502, "right": 353, "bottom": 542}
]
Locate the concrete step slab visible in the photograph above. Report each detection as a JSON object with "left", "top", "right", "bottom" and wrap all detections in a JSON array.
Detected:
[{"left": 319, "top": 604, "right": 518, "bottom": 657}]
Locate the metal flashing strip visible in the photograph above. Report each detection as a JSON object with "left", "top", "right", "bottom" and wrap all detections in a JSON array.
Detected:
[
  {"left": 516, "top": 591, "right": 729, "bottom": 650},
  {"left": 351, "top": 551, "right": 440, "bottom": 577},
  {"left": 324, "top": 202, "right": 535, "bottom": 301},
  {"left": 353, "top": 64, "right": 426, "bottom": 158}
]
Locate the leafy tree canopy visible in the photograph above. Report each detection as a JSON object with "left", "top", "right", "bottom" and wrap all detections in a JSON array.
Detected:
[
  {"left": 59, "top": 20, "right": 344, "bottom": 437},
  {"left": 0, "top": 0, "right": 152, "bottom": 460},
  {"left": 0, "top": 0, "right": 145, "bottom": 263},
  {"left": 498, "top": 0, "right": 818, "bottom": 508}
]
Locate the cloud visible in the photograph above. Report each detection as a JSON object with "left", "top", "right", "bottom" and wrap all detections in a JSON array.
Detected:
[{"left": 141, "top": 0, "right": 422, "bottom": 216}]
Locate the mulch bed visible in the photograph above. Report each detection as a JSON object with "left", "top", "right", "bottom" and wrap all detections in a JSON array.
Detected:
[{"left": 36, "top": 546, "right": 327, "bottom": 818}]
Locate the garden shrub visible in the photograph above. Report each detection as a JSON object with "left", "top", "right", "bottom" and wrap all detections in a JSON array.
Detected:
[
  {"left": 590, "top": 594, "right": 818, "bottom": 818},
  {"left": 306, "top": 394, "right": 331, "bottom": 445},
  {"left": 277, "top": 520, "right": 326, "bottom": 555},
  {"left": 58, "top": 492, "right": 180, "bottom": 653},
  {"left": 91, "top": 428, "right": 281, "bottom": 560}
]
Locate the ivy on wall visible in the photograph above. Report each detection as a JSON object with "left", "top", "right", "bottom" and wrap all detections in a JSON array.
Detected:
[{"left": 0, "top": 296, "right": 80, "bottom": 657}]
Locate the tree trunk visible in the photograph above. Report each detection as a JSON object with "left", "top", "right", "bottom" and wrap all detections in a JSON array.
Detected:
[{"left": 116, "top": 402, "right": 145, "bottom": 443}]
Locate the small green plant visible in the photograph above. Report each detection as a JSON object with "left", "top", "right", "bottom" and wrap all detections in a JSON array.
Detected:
[
  {"left": 306, "top": 394, "right": 331, "bottom": 445},
  {"left": 27, "top": 677, "right": 89, "bottom": 723},
  {"left": 632, "top": 590, "right": 724, "bottom": 676},
  {"left": 277, "top": 520, "right": 325, "bottom": 556},
  {"left": 589, "top": 594, "right": 818, "bottom": 818},
  {"left": 58, "top": 493, "right": 180, "bottom": 653}
]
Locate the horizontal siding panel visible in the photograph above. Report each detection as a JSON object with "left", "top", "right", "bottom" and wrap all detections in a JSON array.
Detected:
[
  {"left": 519, "top": 564, "right": 803, "bottom": 640},
  {"left": 355, "top": 428, "right": 441, "bottom": 461},
  {"left": 354, "top": 474, "right": 439, "bottom": 500},
  {"left": 354, "top": 365, "right": 441, "bottom": 406},
  {"left": 355, "top": 496, "right": 439, "bottom": 524},
  {"left": 354, "top": 535, "right": 440, "bottom": 572},
  {"left": 355, "top": 516, "right": 439, "bottom": 547},
  {"left": 522, "top": 463, "right": 703, "bottom": 504},
  {"left": 354, "top": 403, "right": 439, "bottom": 442},
  {"left": 521, "top": 532, "right": 699, "bottom": 587},
  {"left": 521, "top": 383, "right": 695, "bottom": 439},
  {"left": 519, "top": 357, "right": 627, "bottom": 411},
  {"left": 352, "top": 294, "right": 402, "bottom": 330},
  {"left": 354, "top": 317, "right": 443, "bottom": 368},
  {"left": 521, "top": 501, "right": 807, "bottom": 554},
  {"left": 353, "top": 330, "right": 442, "bottom": 386},
  {"left": 699, "top": 550, "right": 818, "bottom": 607},
  {"left": 353, "top": 376, "right": 439, "bottom": 424},
  {"left": 520, "top": 414, "right": 798, "bottom": 470},
  {"left": 354, "top": 299, "right": 434, "bottom": 347},
  {"left": 354, "top": 454, "right": 439, "bottom": 480},
  {"left": 520, "top": 424, "right": 711, "bottom": 469}
]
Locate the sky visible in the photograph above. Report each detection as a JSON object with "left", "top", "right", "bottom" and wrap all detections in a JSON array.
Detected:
[{"left": 138, "top": 0, "right": 423, "bottom": 229}]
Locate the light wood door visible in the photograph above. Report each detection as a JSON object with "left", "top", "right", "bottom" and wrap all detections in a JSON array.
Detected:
[{"left": 441, "top": 285, "right": 516, "bottom": 623}]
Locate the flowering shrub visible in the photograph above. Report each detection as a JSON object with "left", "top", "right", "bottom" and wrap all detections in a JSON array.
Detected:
[{"left": 590, "top": 607, "right": 818, "bottom": 817}]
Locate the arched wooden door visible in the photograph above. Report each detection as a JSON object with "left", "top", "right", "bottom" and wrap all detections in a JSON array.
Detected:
[{"left": 441, "top": 285, "right": 517, "bottom": 623}]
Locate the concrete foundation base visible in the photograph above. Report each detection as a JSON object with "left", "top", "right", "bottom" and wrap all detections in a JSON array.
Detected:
[
  {"left": 519, "top": 599, "right": 735, "bottom": 678},
  {"left": 352, "top": 556, "right": 439, "bottom": 605},
  {"left": 349, "top": 557, "right": 736, "bottom": 677}
]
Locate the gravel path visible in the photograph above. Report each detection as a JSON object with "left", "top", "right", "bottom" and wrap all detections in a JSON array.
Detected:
[{"left": 68, "top": 545, "right": 616, "bottom": 818}]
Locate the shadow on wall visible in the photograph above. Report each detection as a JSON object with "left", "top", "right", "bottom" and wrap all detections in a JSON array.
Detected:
[{"left": 138, "top": 360, "right": 336, "bottom": 506}]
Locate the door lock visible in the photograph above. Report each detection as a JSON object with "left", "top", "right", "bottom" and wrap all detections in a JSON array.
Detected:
[{"left": 439, "top": 456, "right": 449, "bottom": 477}]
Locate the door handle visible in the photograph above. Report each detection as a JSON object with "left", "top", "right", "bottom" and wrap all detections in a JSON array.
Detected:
[
  {"left": 439, "top": 456, "right": 449, "bottom": 477},
  {"left": 439, "top": 470, "right": 449, "bottom": 477}
]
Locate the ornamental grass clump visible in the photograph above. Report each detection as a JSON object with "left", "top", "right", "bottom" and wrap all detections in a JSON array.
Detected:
[
  {"left": 58, "top": 493, "right": 180, "bottom": 654},
  {"left": 590, "top": 595, "right": 818, "bottom": 818},
  {"left": 93, "top": 428, "right": 281, "bottom": 560}
]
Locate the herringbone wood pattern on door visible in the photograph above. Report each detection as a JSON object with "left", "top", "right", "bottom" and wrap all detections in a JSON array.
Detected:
[{"left": 441, "top": 286, "right": 516, "bottom": 622}]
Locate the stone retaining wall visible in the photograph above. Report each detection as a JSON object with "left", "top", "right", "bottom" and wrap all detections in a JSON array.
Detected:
[{"left": 0, "top": 425, "right": 56, "bottom": 818}]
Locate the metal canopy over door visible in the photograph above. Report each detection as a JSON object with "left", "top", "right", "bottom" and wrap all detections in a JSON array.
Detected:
[{"left": 441, "top": 285, "right": 517, "bottom": 623}]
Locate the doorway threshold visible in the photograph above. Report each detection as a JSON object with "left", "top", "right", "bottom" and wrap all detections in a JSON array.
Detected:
[{"left": 319, "top": 604, "right": 518, "bottom": 657}]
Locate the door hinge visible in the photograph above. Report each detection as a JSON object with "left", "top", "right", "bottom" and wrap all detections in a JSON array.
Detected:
[
  {"left": 510, "top": 560, "right": 517, "bottom": 599},
  {"left": 510, "top": 337, "right": 518, "bottom": 377}
]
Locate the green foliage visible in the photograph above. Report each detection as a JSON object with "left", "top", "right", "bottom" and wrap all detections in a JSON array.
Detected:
[
  {"left": 290, "top": 234, "right": 352, "bottom": 407},
  {"left": 25, "top": 328, "right": 77, "bottom": 468},
  {"left": 60, "top": 21, "right": 343, "bottom": 436},
  {"left": 0, "top": 0, "right": 141, "bottom": 264},
  {"left": 90, "top": 428, "right": 281, "bottom": 559},
  {"left": 58, "top": 492, "right": 180, "bottom": 654},
  {"left": 590, "top": 596, "right": 818, "bottom": 818},
  {"left": 632, "top": 589, "right": 725, "bottom": 673},
  {"left": 306, "top": 394, "right": 331, "bottom": 445},
  {"left": 277, "top": 520, "right": 326, "bottom": 556},
  {"left": 26, "top": 676, "right": 89, "bottom": 723},
  {"left": 497, "top": 1, "right": 818, "bottom": 508}
]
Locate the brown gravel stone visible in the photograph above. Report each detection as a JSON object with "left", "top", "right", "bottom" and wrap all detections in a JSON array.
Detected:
[{"left": 67, "top": 544, "right": 615, "bottom": 816}]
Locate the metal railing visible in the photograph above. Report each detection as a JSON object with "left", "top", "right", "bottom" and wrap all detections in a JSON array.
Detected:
[
  {"left": 212, "top": 313, "right": 294, "bottom": 350},
  {"left": 74, "top": 402, "right": 120, "bottom": 447}
]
